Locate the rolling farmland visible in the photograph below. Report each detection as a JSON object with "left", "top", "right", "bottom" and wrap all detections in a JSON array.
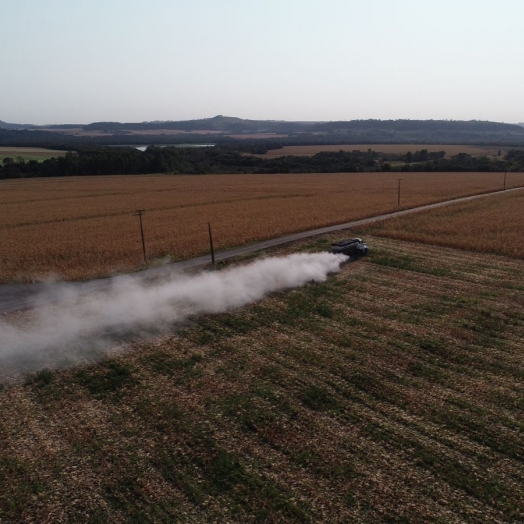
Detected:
[
  {"left": 258, "top": 144, "right": 510, "bottom": 158},
  {"left": 1, "top": 235, "right": 523, "bottom": 522},
  {"left": 2, "top": 172, "right": 524, "bottom": 283},
  {"left": 2, "top": 175, "right": 523, "bottom": 522}
]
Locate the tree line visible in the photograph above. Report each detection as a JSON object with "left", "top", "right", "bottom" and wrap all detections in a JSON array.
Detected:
[{"left": 1, "top": 146, "right": 524, "bottom": 180}]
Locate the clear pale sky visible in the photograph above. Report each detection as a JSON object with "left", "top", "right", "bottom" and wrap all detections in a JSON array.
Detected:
[{"left": 1, "top": 0, "right": 523, "bottom": 125}]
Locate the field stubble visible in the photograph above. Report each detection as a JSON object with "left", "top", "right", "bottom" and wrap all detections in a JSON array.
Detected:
[
  {"left": 1, "top": 171, "right": 523, "bottom": 283},
  {"left": 1, "top": 236, "right": 523, "bottom": 522}
]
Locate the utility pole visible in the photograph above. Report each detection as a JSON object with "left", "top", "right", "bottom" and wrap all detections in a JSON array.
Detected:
[
  {"left": 397, "top": 178, "right": 402, "bottom": 206},
  {"left": 504, "top": 171, "right": 507, "bottom": 191},
  {"left": 134, "top": 209, "right": 147, "bottom": 264},
  {"left": 208, "top": 222, "right": 215, "bottom": 266}
]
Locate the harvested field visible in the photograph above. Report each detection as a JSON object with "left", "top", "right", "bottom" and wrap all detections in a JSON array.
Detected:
[
  {"left": 1, "top": 236, "right": 523, "bottom": 523},
  {"left": 259, "top": 144, "right": 511, "bottom": 158},
  {"left": 228, "top": 133, "right": 290, "bottom": 139},
  {"left": 0, "top": 147, "right": 66, "bottom": 162},
  {"left": 2, "top": 172, "right": 524, "bottom": 283},
  {"left": 361, "top": 188, "right": 524, "bottom": 258}
]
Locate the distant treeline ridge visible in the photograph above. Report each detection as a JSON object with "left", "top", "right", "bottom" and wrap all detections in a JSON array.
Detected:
[
  {"left": 2, "top": 116, "right": 524, "bottom": 149},
  {"left": 2, "top": 147, "right": 524, "bottom": 179}
]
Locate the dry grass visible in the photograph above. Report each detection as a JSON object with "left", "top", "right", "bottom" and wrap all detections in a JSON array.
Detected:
[
  {"left": 2, "top": 172, "right": 524, "bottom": 283},
  {"left": 259, "top": 144, "right": 511, "bottom": 158},
  {"left": 1, "top": 236, "right": 523, "bottom": 522},
  {"left": 361, "top": 188, "right": 524, "bottom": 258}
]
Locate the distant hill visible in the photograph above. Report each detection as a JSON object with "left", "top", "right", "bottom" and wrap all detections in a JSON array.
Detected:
[
  {"left": 1, "top": 116, "right": 524, "bottom": 147},
  {"left": 82, "top": 115, "right": 307, "bottom": 134},
  {"left": 80, "top": 116, "right": 524, "bottom": 137},
  {"left": 0, "top": 120, "right": 81, "bottom": 130},
  {"left": 0, "top": 120, "right": 36, "bottom": 130}
]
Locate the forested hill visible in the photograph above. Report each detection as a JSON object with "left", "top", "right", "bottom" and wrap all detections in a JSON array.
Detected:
[
  {"left": 68, "top": 117, "right": 524, "bottom": 143},
  {"left": 309, "top": 119, "right": 524, "bottom": 143},
  {"left": 1, "top": 117, "right": 524, "bottom": 147},
  {"left": 0, "top": 120, "right": 36, "bottom": 130},
  {"left": 81, "top": 116, "right": 524, "bottom": 136}
]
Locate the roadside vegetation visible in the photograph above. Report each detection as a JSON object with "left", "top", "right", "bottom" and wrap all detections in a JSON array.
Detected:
[
  {"left": 1, "top": 235, "right": 523, "bottom": 523},
  {"left": 2, "top": 172, "right": 524, "bottom": 282}
]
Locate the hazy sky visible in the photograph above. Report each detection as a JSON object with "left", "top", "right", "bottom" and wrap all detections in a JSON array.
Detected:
[{"left": 1, "top": 0, "right": 523, "bottom": 125}]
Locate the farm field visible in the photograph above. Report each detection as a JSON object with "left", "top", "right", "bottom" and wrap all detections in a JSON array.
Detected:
[
  {"left": 361, "top": 188, "right": 524, "bottom": 258},
  {"left": 37, "top": 127, "right": 289, "bottom": 138},
  {"left": 1, "top": 235, "right": 523, "bottom": 522},
  {"left": 1, "top": 172, "right": 523, "bottom": 283},
  {"left": 0, "top": 147, "right": 66, "bottom": 163},
  {"left": 258, "top": 144, "right": 510, "bottom": 158},
  {"left": 39, "top": 128, "right": 223, "bottom": 137}
]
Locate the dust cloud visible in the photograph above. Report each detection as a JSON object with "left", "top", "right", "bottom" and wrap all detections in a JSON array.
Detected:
[{"left": 0, "top": 253, "right": 347, "bottom": 376}]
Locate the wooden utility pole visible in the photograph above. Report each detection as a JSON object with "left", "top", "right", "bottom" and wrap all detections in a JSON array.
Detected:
[
  {"left": 134, "top": 209, "right": 147, "bottom": 264},
  {"left": 397, "top": 178, "right": 402, "bottom": 206},
  {"left": 208, "top": 222, "right": 215, "bottom": 266}
]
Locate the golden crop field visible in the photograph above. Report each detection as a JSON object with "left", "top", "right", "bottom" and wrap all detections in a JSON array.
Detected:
[
  {"left": 2, "top": 236, "right": 523, "bottom": 522},
  {"left": 1, "top": 172, "right": 523, "bottom": 283},
  {"left": 361, "top": 188, "right": 524, "bottom": 258},
  {"left": 259, "top": 144, "right": 509, "bottom": 157}
]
